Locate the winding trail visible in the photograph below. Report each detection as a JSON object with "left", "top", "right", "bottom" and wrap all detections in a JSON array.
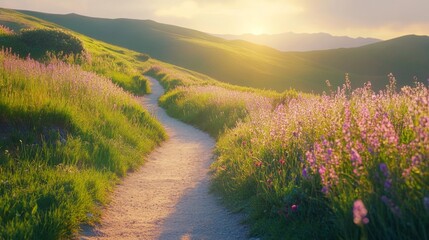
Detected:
[{"left": 81, "top": 76, "right": 248, "bottom": 239}]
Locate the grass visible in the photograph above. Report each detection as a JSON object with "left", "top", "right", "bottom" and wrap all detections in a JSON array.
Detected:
[
  {"left": 150, "top": 63, "right": 429, "bottom": 239},
  {"left": 0, "top": 40, "right": 166, "bottom": 239},
  {"left": 1, "top": 8, "right": 428, "bottom": 240},
  {"left": 214, "top": 79, "right": 429, "bottom": 239},
  {"left": 149, "top": 65, "right": 280, "bottom": 138},
  {"left": 0, "top": 11, "right": 172, "bottom": 238},
  {"left": 0, "top": 9, "right": 152, "bottom": 95}
]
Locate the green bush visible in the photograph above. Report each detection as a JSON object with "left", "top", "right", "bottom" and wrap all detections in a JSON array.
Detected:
[
  {"left": 0, "top": 28, "right": 84, "bottom": 60},
  {"left": 19, "top": 28, "right": 84, "bottom": 58}
]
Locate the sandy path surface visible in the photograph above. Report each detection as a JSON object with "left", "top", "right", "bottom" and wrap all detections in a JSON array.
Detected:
[{"left": 80, "top": 76, "right": 248, "bottom": 240}]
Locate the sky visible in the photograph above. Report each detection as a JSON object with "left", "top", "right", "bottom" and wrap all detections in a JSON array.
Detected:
[{"left": 1, "top": 0, "right": 429, "bottom": 39}]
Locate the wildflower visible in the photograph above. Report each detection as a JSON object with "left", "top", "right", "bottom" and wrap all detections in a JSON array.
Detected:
[
  {"left": 305, "top": 150, "right": 316, "bottom": 170},
  {"left": 350, "top": 148, "right": 362, "bottom": 176},
  {"left": 411, "top": 154, "right": 421, "bottom": 166},
  {"left": 279, "top": 158, "right": 286, "bottom": 165},
  {"left": 302, "top": 168, "right": 308, "bottom": 178},
  {"left": 384, "top": 179, "right": 392, "bottom": 190},
  {"left": 379, "top": 163, "right": 389, "bottom": 177},
  {"left": 291, "top": 204, "right": 298, "bottom": 212},
  {"left": 402, "top": 168, "right": 411, "bottom": 178},
  {"left": 318, "top": 166, "right": 326, "bottom": 175},
  {"left": 321, "top": 186, "right": 329, "bottom": 194},
  {"left": 353, "top": 199, "right": 369, "bottom": 225}
]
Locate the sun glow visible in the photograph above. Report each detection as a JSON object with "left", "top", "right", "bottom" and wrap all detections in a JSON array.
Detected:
[{"left": 249, "top": 26, "right": 265, "bottom": 35}]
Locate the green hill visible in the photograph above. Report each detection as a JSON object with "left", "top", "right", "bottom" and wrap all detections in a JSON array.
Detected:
[
  {"left": 18, "top": 10, "right": 429, "bottom": 92},
  {"left": 0, "top": 9, "right": 169, "bottom": 238},
  {"left": 294, "top": 35, "right": 429, "bottom": 88}
]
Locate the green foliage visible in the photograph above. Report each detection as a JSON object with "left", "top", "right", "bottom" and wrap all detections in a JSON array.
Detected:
[
  {"left": 152, "top": 65, "right": 278, "bottom": 138},
  {"left": 0, "top": 10, "right": 153, "bottom": 95},
  {"left": 159, "top": 87, "right": 249, "bottom": 138},
  {"left": 0, "top": 50, "right": 166, "bottom": 238},
  {"left": 19, "top": 28, "right": 84, "bottom": 58},
  {"left": 0, "top": 27, "right": 84, "bottom": 60},
  {"left": 0, "top": 164, "right": 111, "bottom": 239}
]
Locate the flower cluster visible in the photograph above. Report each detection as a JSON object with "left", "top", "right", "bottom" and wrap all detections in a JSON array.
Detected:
[
  {"left": 214, "top": 75, "right": 428, "bottom": 237},
  {"left": 353, "top": 199, "right": 369, "bottom": 225}
]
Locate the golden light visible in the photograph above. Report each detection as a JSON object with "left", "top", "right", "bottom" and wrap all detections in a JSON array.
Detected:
[{"left": 249, "top": 25, "right": 266, "bottom": 35}]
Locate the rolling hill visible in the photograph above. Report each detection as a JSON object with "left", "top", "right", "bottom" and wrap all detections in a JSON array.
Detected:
[
  {"left": 294, "top": 35, "right": 429, "bottom": 84},
  {"left": 216, "top": 32, "right": 380, "bottom": 52},
  {"left": 13, "top": 9, "right": 429, "bottom": 92}
]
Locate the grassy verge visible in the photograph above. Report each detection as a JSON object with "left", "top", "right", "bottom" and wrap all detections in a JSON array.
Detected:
[
  {"left": 152, "top": 64, "right": 429, "bottom": 239},
  {"left": 0, "top": 50, "right": 165, "bottom": 238},
  {"left": 149, "top": 65, "right": 278, "bottom": 138}
]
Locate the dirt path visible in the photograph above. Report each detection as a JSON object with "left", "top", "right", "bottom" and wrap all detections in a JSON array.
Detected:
[{"left": 80, "top": 76, "right": 249, "bottom": 240}]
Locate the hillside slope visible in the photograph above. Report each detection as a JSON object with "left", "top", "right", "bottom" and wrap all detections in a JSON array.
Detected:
[
  {"left": 294, "top": 35, "right": 429, "bottom": 88},
  {"left": 0, "top": 9, "right": 168, "bottom": 238},
  {"left": 18, "top": 10, "right": 429, "bottom": 92},
  {"left": 12, "top": 10, "right": 349, "bottom": 92}
]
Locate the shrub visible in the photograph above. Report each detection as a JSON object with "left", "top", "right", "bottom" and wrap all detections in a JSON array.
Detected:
[{"left": 18, "top": 28, "right": 84, "bottom": 58}]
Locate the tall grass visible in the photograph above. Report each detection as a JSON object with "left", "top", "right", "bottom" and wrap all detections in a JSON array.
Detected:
[
  {"left": 0, "top": 49, "right": 165, "bottom": 238},
  {"left": 153, "top": 66, "right": 428, "bottom": 239},
  {"left": 150, "top": 65, "right": 279, "bottom": 137},
  {"left": 0, "top": 24, "right": 151, "bottom": 95},
  {"left": 212, "top": 79, "right": 429, "bottom": 239}
]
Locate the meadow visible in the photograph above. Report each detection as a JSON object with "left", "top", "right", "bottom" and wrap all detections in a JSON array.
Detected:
[
  {"left": 0, "top": 25, "right": 166, "bottom": 238},
  {"left": 1, "top": 8, "right": 428, "bottom": 239},
  {"left": 155, "top": 67, "right": 429, "bottom": 239}
]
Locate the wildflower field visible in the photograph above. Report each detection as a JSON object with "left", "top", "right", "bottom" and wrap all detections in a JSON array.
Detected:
[
  {"left": 1, "top": 8, "right": 428, "bottom": 239},
  {"left": 155, "top": 66, "right": 429, "bottom": 239}
]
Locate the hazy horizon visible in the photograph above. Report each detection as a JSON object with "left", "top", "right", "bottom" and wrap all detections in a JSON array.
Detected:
[{"left": 1, "top": 1, "right": 429, "bottom": 40}]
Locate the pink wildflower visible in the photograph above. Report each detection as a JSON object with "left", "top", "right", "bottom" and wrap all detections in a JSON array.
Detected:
[
  {"left": 353, "top": 199, "right": 369, "bottom": 225},
  {"left": 291, "top": 204, "right": 298, "bottom": 212}
]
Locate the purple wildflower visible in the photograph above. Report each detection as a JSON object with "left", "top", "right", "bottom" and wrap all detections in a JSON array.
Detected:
[
  {"left": 321, "top": 186, "right": 329, "bottom": 194},
  {"left": 379, "top": 163, "right": 389, "bottom": 177},
  {"left": 302, "top": 168, "right": 308, "bottom": 178},
  {"left": 384, "top": 179, "right": 392, "bottom": 190},
  {"left": 350, "top": 148, "right": 363, "bottom": 176}
]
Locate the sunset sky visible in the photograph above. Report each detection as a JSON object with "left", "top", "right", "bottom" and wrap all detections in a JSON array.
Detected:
[{"left": 1, "top": 0, "right": 428, "bottom": 39}]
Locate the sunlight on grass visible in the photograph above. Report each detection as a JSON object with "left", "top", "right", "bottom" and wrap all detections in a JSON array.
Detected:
[
  {"left": 153, "top": 65, "right": 429, "bottom": 239},
  {"left": 0, "top": 49, "right": 165, "bottom": 238}
]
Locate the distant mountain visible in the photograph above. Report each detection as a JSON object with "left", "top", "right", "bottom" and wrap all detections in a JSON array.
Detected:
[
  {"left": 17, "top": 10, "right": 429, "bottom": 93},
  {"left": 216, "top": 32, "right": 381, "bottom": 51}
]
